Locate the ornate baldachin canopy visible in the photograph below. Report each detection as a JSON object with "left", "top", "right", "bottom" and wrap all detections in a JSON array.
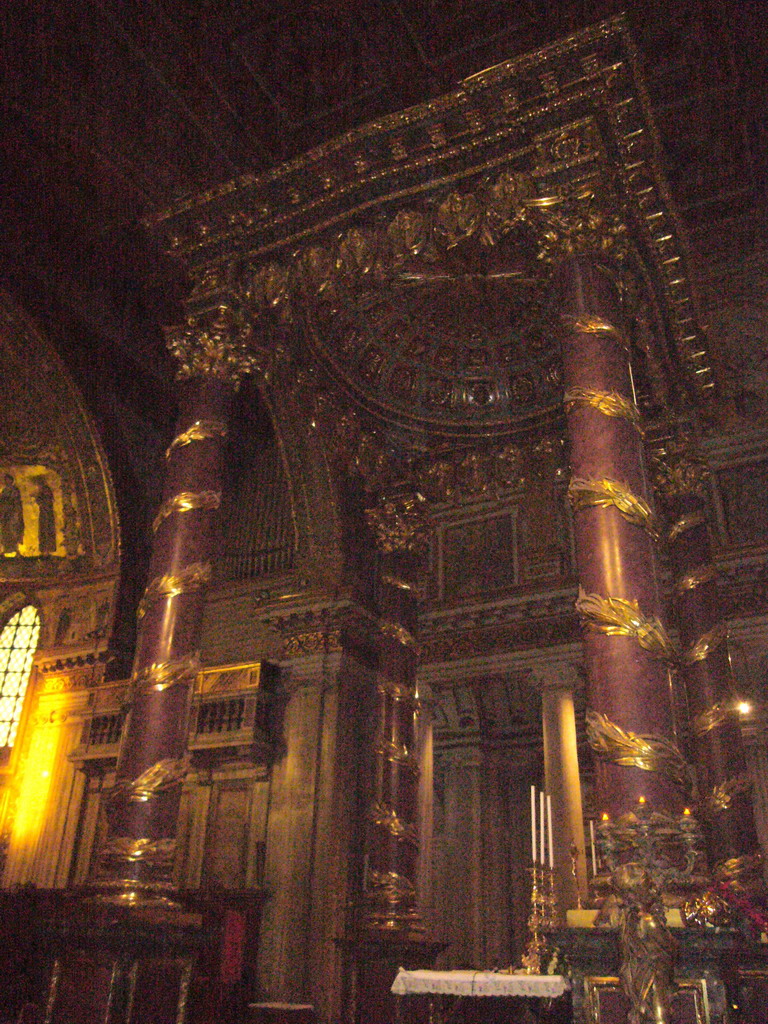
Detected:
[{"left": 150, "top": 16, "right": 711, "bottom": 445}]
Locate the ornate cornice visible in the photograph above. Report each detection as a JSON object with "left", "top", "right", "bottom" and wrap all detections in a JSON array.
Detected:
[
  {"left": 164, "top": 304, "right": 263, "bottom": 386},
  {"left": 147, "top": 16, "right": 712, "bottom": 414}
]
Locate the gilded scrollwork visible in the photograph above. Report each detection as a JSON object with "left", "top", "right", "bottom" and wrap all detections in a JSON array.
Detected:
[
  {"left": 705, "top": 773, "right": 753, "bottom": 815},
  {"left": 674, "top": 563, "right": 717, "bottom": 595},
  {"left": 368, "top": 801, "right": 418, "bottom": 844},
  {"left": 667, "top": 510, "right": 706, "bottom": 544},
  {"left": 132, "top": 653, "right": 201, "bottom": 695},
  {"left": 652, "top": 451, "right": 710, "bottom": 500},
  {"left": 560, "top": 313, "right": 630, "bottom": 351},
  {"left": 563, "top": 386, "right": 641, "bottom": 428},
  {"left": 690, "top": 698, "right": 735, "bottom": 737},
  {"left": 568, "top": 477, "right": 660, "bottom": 541},
  {"left": 576, "top": 588, "right": 678, "bottom": 663},
  {"left": 586, "top": 711, "right": 691, "bottom": 790},
  {"left": 110, "top": 758, "right": 190, "bottom": 805},
  {"left": 682, "top": 622, "right": 727, "bottom": 667},
  {"left": 151, "top": 490, "right": 221, "bottom": 534},
  {"left": 713, "top": 852, "right": 764, "bottom": 885},
  {"left": 164, "top": 304, "right": 261, "bottom": 385},
  {"left": 137, "top": 562, "right": 212, "bottom": 619},
  {"left": 165, "top": 419, "right": 228, "bottom": 459},
  {"left": 379, "top": 618, "right": 419, "bottom": 652},
  {"left": 97, "top": 836, "right": 177, "bottom": 871},
  {"left": 366, "top": 494, "right": 429, "bottom": 554}
]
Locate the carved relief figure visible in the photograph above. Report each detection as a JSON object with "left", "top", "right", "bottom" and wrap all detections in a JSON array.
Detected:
[
  {"left": 0, "top": 473, "right": 24, "bottom": 555},
  {"left": 34, "top": 475, "right": 56, "bottom": 554}
]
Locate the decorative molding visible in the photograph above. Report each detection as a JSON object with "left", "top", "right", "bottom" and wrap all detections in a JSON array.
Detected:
[
  {"left": 137, "top": 562, "right": 212, "bottom": 619},
  {"left": 165, "top": 419, "right": 228, "bottom": 459},
  {"left": 151, "top": 490, "right": 221, "bottom": 534},
  {"left": 575, "top": 588, "right": 678, "bottom": 663},
  {"left": 568, "top": 477, "right": 660, "bottom": 541},
  {"left": 563, "top": 387, "right": 641, "bottom": 428},
  {"left": 587, "top": 711, "right": 691, "bottom": 790}
]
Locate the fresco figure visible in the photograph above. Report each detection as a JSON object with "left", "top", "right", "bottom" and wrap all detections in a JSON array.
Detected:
[
  {"left": 0, "top": 473, "right": 24, "bottom": 555},
  {"left": 34, "top": 475, "right": 56, "bottom": 554}
]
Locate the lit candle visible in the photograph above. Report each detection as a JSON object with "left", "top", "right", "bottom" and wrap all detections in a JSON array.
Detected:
[
  {"left": 589, "top": 819, "right": 597, "bottom": 877},
  {"left": 540, "top": 790, "right": 545, "bottom": 866},
  {"left": 547, "top": 794, "right": 554, "bottom": 870},
  {"left": 531, "top": 785, "right": 537, "bottom": 864}
]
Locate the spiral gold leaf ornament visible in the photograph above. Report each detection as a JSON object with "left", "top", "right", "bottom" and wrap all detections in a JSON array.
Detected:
[
  {"left": 714, "top": 852, "right": 763, "bottom": 884},
  {"left": 586, "top": 711, "right": 691, "bottom": 790},
  {"left": 705, "top": 773, "right": 753, "bottom": 815},
  {"left": 368, "top": 801, "right": 418, "bottom": 844},
  {"left": 668, "top": 510, "right": 706, "bottom": 544},
  {"left": 561, "top": 313, "right": 630, "bottom": 351},
  {"left": 137, "top": 562, "right": 212, "bottom": 619},
  {"left": 98, "top": 836, "right": 177, "bottom": 870},
  {"left": 132, "top": 653, "right": 201, "bottom": 695},
  {"left": 690, "top": 700, "right": 736, "bottom": 738},
  {"left": 165, "top": 419, "right": 227, "bottom": 459},
  {"left": 152, "top": 490, "right": 221, "bottom": 533},
  {"left": 568, "top": 478, "right": 661, "bottom": 540},
  {"left": 575, "top": 588, "right": 678, "bottom": 663},
  {"left": 674, "top": 563, "right": 717, "bottom": 595},
  {"left": 563, "top": 387, "right": 641, "bottom": 428},
  {"left": 112, "top": 758, "right": 190, "bottom": 804},
  {"left": 379, "top": 618, "right": 419, "bottom": 652},
  {"left": 683, "top": 622, "right": 727, "bottom": 667}
]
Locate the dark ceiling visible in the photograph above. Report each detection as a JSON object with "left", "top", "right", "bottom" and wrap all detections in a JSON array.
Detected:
[{"left": 2, "top": 0, "right": 766, "bottom": 391}]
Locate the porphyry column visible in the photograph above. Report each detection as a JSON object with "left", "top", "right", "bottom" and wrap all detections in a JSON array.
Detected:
[
  {"left": 655, "top": 445, "right": 763, "bottom": 891},
  {"left": 554, "top": 257, "right": 686, "bottom": 822},
  {"left": 93, "top": 305, "right": 255, "bottom": 900},
  {"left": 362, "top": 494, "right": 427, "bottom": 937}
]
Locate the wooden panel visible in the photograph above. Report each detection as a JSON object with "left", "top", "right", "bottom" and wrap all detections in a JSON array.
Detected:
[{"left": 203, "top": 780, "right": 252, "bottom": 890}]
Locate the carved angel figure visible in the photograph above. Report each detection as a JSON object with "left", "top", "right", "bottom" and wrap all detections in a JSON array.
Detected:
[{"left": 614, "top": 862, "right": 677, "bottom": 1024}]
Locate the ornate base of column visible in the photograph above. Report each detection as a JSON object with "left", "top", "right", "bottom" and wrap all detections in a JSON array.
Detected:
[
  {"left": 339, "top": 933, "right": 445, "bottom": 1024},
  {"left": 0, "top": 886, "right": 265, "bottom": 1024},
  {"left": 555, "top": 925, "right": 768, "bottom": 1024}
]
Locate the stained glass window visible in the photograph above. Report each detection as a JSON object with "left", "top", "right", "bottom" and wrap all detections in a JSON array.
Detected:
[{"left": 0, "top": 605, "right": 40, "bottom": 748}]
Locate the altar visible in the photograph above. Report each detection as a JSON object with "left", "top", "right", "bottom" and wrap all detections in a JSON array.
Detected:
[{"left": 391, "top": 970, "right": 571, "bottom": 1024}]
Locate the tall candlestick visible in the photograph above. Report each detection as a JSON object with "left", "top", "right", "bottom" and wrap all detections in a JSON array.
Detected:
[
  {"left": 531, "top": 785, "right": 537, "bottom": 864},
  {"left": 547, "top": 794, "right": 554, "bottom": 870},
  {"left": 589, "top": 819, "right": 597, "bottom": 877},
  {"left": 540, "top": 790, "right": 545, "bottom": 866}
]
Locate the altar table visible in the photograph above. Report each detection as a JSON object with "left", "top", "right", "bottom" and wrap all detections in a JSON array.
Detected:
[{"left": 391, "top": 970, "right": 571, "bottom": 1023}]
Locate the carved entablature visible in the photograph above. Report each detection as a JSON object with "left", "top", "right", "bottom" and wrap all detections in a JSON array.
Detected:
[{"left": 148, "top": 17, "right": 713, "bottom": 437}]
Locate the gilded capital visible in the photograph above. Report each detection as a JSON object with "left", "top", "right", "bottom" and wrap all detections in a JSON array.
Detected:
[
  {"left": 366, "top": 494, "right": 429, "bottom": 554},
  {"left": 164, "top": 304, "right": 260, "bottom": 385},
  {"left": 652, "top": 450, "right": 710, "bottom": 500}
]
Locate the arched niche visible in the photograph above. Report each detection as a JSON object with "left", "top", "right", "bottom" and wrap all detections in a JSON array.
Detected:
[{"left": 0, "top": 290, "right": 120, "bottom": 652}]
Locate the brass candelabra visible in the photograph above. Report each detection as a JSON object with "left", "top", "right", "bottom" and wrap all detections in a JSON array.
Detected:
[{"left": 521, "top": 864, "right": 557, "bottom": 974}]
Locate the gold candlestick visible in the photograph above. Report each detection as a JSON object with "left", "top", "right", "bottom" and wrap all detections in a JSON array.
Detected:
[{"left": 521, "top": 865, "right": 549, "bottom": 973}]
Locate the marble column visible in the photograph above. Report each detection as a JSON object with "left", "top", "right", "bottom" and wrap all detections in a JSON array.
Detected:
[
  {"left": 554, "top": 257, "right": 685, "bottom": 822},
  {"left": 92, "top": 305, "right": 254, "bottom": 900},
  {"left": 536, "top": 666, "right": 587, "bottom": 913},
  {"left": 655, "top": 447, "right": 763, "bottom": 889},
  {"left": 362, "top": 495, "right": 427, "bottom": 937}
]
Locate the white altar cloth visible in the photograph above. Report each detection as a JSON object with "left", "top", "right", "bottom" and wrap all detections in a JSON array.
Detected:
[{"left": 391, "top": 969, "right": 571, "bottom": 999}]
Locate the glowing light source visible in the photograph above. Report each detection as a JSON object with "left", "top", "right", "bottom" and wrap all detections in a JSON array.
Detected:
[
  {"left": 683, "top": 808, "right": 692, "bottom": 816},
  {"left": 638, "top": 795, "right": 646, "bottom": 805},
  {"left": 738, "top": 701, "right": 752, "bottom": 715},
  {"left": 601, "top": 812, "right": 609, "bottom": 821}
]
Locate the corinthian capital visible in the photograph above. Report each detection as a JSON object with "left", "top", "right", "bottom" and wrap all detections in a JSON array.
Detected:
[
  {"left": 366, "top": 494, "right": 429, "bottom": 555},
  {"left": 164, "top": 303, "right": 260, "bottom": 385}
]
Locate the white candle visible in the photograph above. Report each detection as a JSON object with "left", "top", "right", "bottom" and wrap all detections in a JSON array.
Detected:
[
  {"left": 530, "top": 785, "right": 537, "bottom": 864},
  {"left": 547, "top": 794, "right": 554, "bottom": 870},
  {"left": 539, "top": 790, "right": 545, "bottom": 866},
  {"left": 589, "top": 820, "right": 597, "bottom": 877}
]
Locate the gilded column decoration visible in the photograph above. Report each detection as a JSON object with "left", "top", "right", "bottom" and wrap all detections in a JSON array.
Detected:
[
  {"left": 555, "top": 257, "right": 686, "bottom": 820},
  {"left": 555, "top": 257, "right": 695, "bottom": 1024},
  {"left": 653, "top": 443, "right": 763, "bottom": 892},
  {"left": 360, "top": 493, "right": 429, "bottom": 936},
  {"left": 92, "top": 306, "right": 254, "bottom": 902}
]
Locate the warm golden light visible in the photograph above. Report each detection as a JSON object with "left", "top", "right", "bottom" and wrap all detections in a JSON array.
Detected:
[
  {"left": 738, "top": 701, "right": 752, "bottom": 715},
  {"left": 683, "top": 807, "right": 691, "bottom": 816},
  {"left": 601, "top": 812, "right": 609, "bottom": 821},
  {"left": 12, "top": 723, "right": 58, "bottom": 844},
  {"left": 638, "top": 795, "right": 646, "bottom": 804}
]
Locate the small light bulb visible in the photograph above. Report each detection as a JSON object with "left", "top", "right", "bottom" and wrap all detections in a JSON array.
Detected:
[
  {"left": 601, "top": 812, "right": 609, "bottom": 822},
  {"left": 683, "top": 807, "right": 691, "bottom": 816},
  {"left": 738, "top": 701, "right": 752, "bottom": 715},
  {"left": 638, "top": 795, "right": 646, "bottom": 805}
]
